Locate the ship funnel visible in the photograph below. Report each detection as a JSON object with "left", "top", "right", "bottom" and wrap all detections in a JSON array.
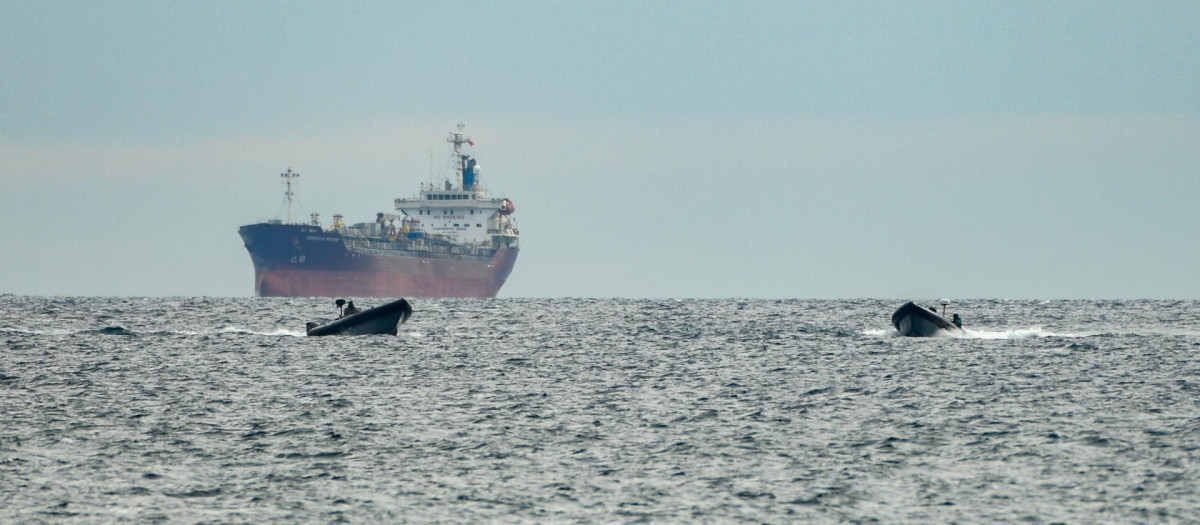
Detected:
[{"left": 465, "top": 159, "right": 482, "bottom": 189}]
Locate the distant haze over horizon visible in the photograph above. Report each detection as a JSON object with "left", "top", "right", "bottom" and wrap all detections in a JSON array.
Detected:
[{"left": 2, "top": 2, "right": 1197, "bottom": 299}]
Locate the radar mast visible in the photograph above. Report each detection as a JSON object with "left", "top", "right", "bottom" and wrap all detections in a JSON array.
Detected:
[
  {"left": 446, "top": 123, "right": 471, "bottom": 189},
  {"left": 281, "top": 167, "right": 300, "bottom": 224}
]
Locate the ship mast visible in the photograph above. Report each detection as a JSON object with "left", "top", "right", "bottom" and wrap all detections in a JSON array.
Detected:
[
  {"left": 281, "top": 167, "right": 300, "bottom": 224},
  {"left": 447, "top": 123, "right": 471, "bottom": 190}
]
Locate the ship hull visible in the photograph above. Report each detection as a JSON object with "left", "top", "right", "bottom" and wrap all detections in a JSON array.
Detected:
[{"left": 239, "top": 223, "right": 517, "bottom": 298}]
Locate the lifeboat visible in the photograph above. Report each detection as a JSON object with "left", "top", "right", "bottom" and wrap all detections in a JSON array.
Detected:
[{"left": 499, "top": 199, "right": 515, "bottom": 216}]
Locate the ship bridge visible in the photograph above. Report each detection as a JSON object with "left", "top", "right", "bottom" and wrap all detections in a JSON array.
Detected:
[{"left": 393, "top": 125, "right": 518, "bottom": 248}]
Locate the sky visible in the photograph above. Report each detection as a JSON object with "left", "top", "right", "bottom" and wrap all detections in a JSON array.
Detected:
[{"left": 1, "top": 0, "right": 1198, "bottom": 299}]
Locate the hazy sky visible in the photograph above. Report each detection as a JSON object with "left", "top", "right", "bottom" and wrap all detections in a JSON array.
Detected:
[{"left": 2, "top": 1, "right": 1197, "bottom": 299}]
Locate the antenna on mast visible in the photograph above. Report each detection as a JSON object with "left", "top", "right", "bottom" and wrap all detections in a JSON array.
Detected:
[
  {"left": 281, "top": 167, "right": 300, "bottom": 224},
  {"left": 446, "top": 122, "right": 471, "bottom": 190}
]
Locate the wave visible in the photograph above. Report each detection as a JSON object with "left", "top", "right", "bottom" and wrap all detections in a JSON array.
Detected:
[
  {"left": 0, "top": 327, "right": 74, "bottom": 336},
  {"left": 216, "top": 326, "right": 306, "bottom": 337},
  {"left": 863, "top": 327, "right": 1083, "bottom": 339},
  {"left": 960, "top": 327, "right": 1200, "bottom": 339},
  {"left": 0, "top": 326, "right": 310, "bottom": 338},
  {"left": 955, "top": 327, "right": 1078, "bottom": 339}
]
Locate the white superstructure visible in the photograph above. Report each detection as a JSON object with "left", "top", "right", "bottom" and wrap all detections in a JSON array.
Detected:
[{"left": 392, "top": 124, "right": 519, "bottom": 248}]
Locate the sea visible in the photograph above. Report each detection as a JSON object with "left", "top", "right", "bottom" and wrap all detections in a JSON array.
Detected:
[{"left": 1, "top": 296, "right": 1197, "bottom": 523}]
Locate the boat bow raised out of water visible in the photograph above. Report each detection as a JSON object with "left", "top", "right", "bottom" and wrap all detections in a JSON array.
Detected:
[
  {"left": 306, "top": 298, "right": 413, "bottom": 336},
  {"left": 891, "top": 301, "right": 961, "bottom": 337}
]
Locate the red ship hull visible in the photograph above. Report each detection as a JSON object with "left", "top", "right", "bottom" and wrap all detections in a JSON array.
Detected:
[
  {"left": 252, "top": 249, "right": 518, "bottom": 298},
  {"left": 239, "top": 223, "right": 518, "bottom": 298}
]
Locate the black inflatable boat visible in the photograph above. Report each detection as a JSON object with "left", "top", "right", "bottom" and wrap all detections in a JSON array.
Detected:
[
  {"left": 306, "top": 298, "right": 413, "bottom": 336},
  {"left": 891, "top": 301, "right": 961, "bottom": 337}
]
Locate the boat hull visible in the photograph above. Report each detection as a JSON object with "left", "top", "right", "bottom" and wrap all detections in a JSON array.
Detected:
[
  {"left": 306, "top": 298, "right": 413, "bottom": 336},
  {"left": 891, "top": 301, "right": 960, "bottom": 337},
  {"left": 239, "top": 223, "right": 517, "bottom": 298}
]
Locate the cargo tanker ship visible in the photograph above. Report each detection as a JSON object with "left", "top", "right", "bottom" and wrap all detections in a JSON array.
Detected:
[{"left": 238, "top": 124, "right": 519, "bottom": 298}]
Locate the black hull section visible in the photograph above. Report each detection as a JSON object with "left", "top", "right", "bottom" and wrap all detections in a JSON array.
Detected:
[
  {"left": 306, "top": 298, "right": 413, "bottom": 336},
  {"left": 891, "top": 301, "right": 960, "bottom": 337}
]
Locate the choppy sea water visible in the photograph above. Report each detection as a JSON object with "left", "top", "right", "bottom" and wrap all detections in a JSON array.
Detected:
[{"left": 1, "top": 296, "right": 1197, "bottom": 523}]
